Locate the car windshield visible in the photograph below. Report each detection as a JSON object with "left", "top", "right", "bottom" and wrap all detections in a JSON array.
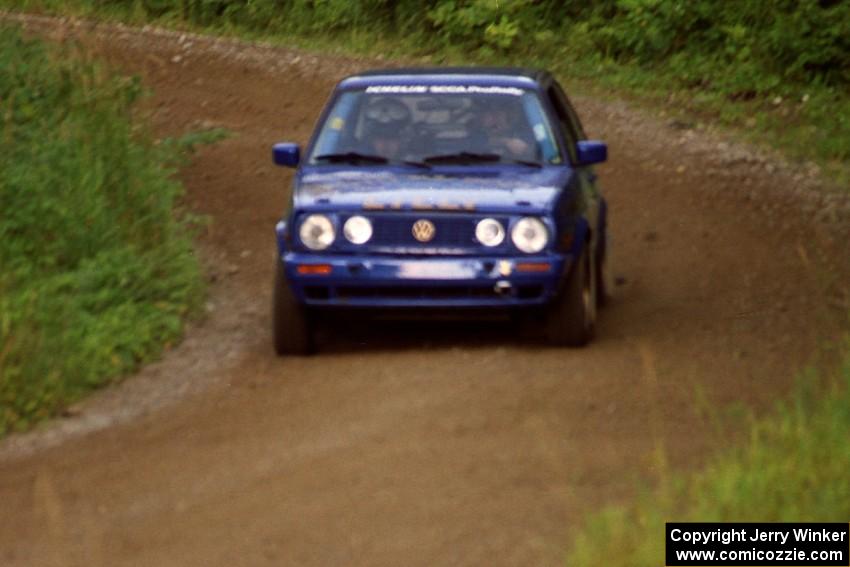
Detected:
[{"left": 308, "top": 86, "right": 563, "bottom": 166}]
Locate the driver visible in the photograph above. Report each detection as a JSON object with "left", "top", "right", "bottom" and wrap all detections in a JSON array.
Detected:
[
  {"left": 362, "top": 97, "right": 411, "bottom": 160},
  {"left": 474, "top": 99, "right": 536, "bottom": 160},
  {"left": 367, "top": 120, "right": 405, "bottom": 160}
]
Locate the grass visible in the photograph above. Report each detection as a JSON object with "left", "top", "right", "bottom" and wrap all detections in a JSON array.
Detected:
[
  {"left": 566, "top": 343, "right": 850, "bottom": 566},
  {"left": 0, "top": 25, "right": 215, "bottom": 434}
]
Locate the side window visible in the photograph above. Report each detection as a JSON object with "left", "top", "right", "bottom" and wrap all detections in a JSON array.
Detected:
[
  {"left": 546, "top": 85, "right": 578, "bottom": 163},
  {"left": 554, "top": 82, "right": 587, "bottom": 140}
]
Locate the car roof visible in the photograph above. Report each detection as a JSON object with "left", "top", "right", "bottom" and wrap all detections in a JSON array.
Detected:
[
  {"left": 354, "top": 67, "right": 549, "bottom": 80},
  {"left": 338, "top": 67, "right": 552, "bottom": 91}
]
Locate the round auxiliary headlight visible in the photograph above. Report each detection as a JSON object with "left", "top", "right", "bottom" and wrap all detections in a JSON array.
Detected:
[
  {"left": 343, "top": 215, "right": 373, "bottom": 244},
  {"left": 511, "top": 217, "right": 549, "bottom": 253},
  {"left": 475, "top": 218, "right": 505, "bottom": 247},
  {"left": 299, "top": 214, "right": 335, "bottom": 250}
]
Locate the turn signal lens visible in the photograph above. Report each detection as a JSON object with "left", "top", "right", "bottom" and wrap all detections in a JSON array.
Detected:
[
  {"left": 296, "top": 264, "right": 332, "bottom": 275},
  {"left": 516, "top": 262, "right": 552, "bottom": 273}
]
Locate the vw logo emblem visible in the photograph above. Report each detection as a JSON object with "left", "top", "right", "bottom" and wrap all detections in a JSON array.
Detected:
[{"left": 412, "top": 219, "right": 436, "bottom": 242}]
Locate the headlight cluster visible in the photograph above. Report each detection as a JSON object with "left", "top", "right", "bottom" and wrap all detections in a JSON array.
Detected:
[
  {"left": 343, "top": 215, "right": 373, "bottom": 244},
  {"left": 299, "top": 214, "right": 336, "bottom": 250},
  {"left": 299, "top": 214, "right": 374, "bottom": 249},
  {"left": 511, "top": 217, "right": 549, "bottom": 253},
  {"left": 300, "top": 214, "right": 549, "bottom": 253},
  {"left": 475, "top": 218, "right": 505, "bottom": 247},
  {"left": 476, "top": 217, "right": 549, "bottom": 252}
]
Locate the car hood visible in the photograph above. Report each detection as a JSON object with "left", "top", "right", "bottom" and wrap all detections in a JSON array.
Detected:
[{"left": 294, "top": 167, "right": 573, "bottom": 212}]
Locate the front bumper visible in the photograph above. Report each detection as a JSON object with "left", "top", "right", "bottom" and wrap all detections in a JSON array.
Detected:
[{"left": 282, "top": 253, "right": 572, "bottom": 308}]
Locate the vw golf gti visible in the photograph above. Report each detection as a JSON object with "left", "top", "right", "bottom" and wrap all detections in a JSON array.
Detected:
[{"left": 272, "top": 67, "right": 609, "bottom": 354}]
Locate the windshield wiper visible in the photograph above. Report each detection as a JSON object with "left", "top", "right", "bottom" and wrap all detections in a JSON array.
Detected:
[
  {"left": 400, "top": 159, "right": 431, "bottom": 169},
  {"left": 422, "top": 151, "right": 501, "bottom": 165},
  {"left": 313, "top": 152, "right": 389, "bottom": 164},
  {"left": 504, "top": 158, "right": 543, "bottom": 168},
  {"left": 422, "top": 152, "right": 542, "bottom": 167}
]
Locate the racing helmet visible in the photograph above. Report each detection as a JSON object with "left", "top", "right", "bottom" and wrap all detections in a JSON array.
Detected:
[{"left": 363, "top": 97, "right": 411, "bottom": 139}]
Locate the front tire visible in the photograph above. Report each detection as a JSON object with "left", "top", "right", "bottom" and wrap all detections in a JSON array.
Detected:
[
  {"left": 272, "top": 260, "right": 313, "bottom": 355},
  {"left": 545, "top": 246, "right": 596, "bottom": 347},
  {"left": 596, "top": 230, "right": 611, "bottom": 308}
]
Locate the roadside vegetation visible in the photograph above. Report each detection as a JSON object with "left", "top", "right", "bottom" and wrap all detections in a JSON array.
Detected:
[
  {"left": 0, "top": 26, "right": 205, "bottom": 433},
  {"left": 2, "top": 0, "right": 849, "bottom": 181},
  {"left": 567, "top": 346, "right": 850, "bottom": 565}
]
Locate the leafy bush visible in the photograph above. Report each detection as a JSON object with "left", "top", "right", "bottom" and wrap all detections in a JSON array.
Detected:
[
  {"left": 0, "top": 27, "right": 203, "bottom": 433},
  {"left": 13, "top": 0, "right": 850, "bottom": 89},
  {"left": 426, "top": 0, "right": 530, "bottom": 52},
  {"left": 573, "top": 0, "right": 850, "bottom": 94}
]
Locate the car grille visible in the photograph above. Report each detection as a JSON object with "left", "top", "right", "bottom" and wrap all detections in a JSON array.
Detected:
[
  {"left": 347, "top": 213, "right": 511, "bottom": 253},
  {"left": 371, "top": 215, "right": 474, "bottom": 247}
]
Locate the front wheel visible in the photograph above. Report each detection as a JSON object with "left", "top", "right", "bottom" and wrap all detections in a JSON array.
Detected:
[
  {"left": 545, "top": 247, "right": 596, "bottom": 347},
  {"left": 596, "top": 230, "right": 611, "bottom": 308},
  {"left": 272, "top": 260, "right": 313, "bottom": 355}
]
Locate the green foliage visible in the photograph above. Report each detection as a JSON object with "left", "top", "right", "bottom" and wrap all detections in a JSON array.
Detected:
[
  {"left": 8, "top": 0, "right": 850, "bottom": 90},
  {"left": 0, "top": 27, "right": 203, "bottom": 433},
  {"left": 580, "top": 0, "right": 850, "bottom": 94},
  {"left": 567, "top": 348, "right": 850, "bottom": 566},
  {"left": 426, "top": 0, "right": 531, "bottom": 52},
  {"left": 6, "top": 0, "right": 849, "bottom": 171}
]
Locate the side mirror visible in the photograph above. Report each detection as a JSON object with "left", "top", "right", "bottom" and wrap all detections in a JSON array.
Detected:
[
  {"left": 273, "top": 143, "right": 300, "bottom": 167},
  {"left": 576, "top": 140, "right": 607, "bottom": 166}
]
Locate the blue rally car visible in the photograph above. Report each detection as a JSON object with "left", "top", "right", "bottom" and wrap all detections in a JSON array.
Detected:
[{"left": 272, "top": 67, "right": 609, "bottom": 354}]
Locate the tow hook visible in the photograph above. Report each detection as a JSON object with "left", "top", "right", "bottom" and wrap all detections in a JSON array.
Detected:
[{"left": 494, "top": 280, "right": 513, "bottom": 296}]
